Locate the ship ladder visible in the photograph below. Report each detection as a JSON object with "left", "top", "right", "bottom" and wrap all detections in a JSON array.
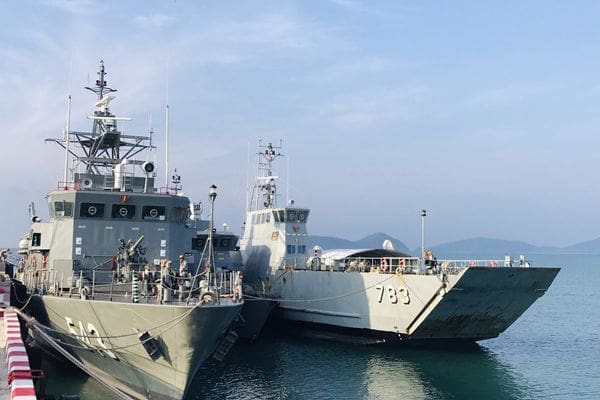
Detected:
[{"left": 213, "top": 330, "right": 239, "bottom": 362}]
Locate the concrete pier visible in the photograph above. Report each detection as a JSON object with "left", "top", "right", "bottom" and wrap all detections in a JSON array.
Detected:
[
  {"left": 0, "top": 279, "right": 37, "bottom": 400},
  {"left": 0, "top": 311, "right": 11, "bottom": 399}
]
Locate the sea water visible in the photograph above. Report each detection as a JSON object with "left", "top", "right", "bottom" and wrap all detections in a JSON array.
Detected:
[{"left": 41, "top": 254, "right": 600, "bottom": 399}]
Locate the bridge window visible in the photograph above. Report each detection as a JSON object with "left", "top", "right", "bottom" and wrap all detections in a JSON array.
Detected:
[
  {"left": 298, "top": 211, "right": 309, "bottom": 223},
  {"left": 287, "top": 245, "right": 296, "bottom": 254},
  {"left": 54, "top": 201, "right": 73, "bottom": 217},
  {"left": 286, "top": 212, "right": 296, "bottom": 223},
  {"left": 80, "top": 202, "right": 105, "bottom": 218},
  {"left": 192, "top": 237, "right": 206, "bottom": 250},
  {"left": 142, "top": 206, "right": 166, "bottom": 221},
  {"left": 298, "top": 245, "right": 306, "bottom": 254},
  {"left": 32, "top": 233, "right": 41, "bottom": 247},
  {"left": 111, "top": 204, "right": 136, "bottom": 219},
  {"left": 171, "top": 207, "right": 188, "bottom": 224}
]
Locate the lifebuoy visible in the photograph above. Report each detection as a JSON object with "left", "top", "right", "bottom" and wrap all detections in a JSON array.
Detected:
[
  {"left": 395, "top": 259, "right": 405, "bottom": 274},
  {"left": 41, "top": 254, "right": 47, "bottom": 268},
  {"left": 380, "top": 258, "right": 388, "bottom": 272},
  {"left": 489, "top": 260, "right": 498, "bottom": 267}
]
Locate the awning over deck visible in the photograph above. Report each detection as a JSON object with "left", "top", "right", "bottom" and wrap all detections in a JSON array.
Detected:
[{"left": 320, "top": 248, "right": 411, "bottom": 262}]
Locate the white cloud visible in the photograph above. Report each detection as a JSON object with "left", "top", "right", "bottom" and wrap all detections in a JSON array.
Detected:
[
  {"left": 43, "top": 0, "right": 96, "bottom": 15},
  {"left": 313, "top": 87, "right": 428, "bottom": 128},
  {"left": 134, "top": 13, "right": 175, "bottom": 29},
  {"left": 468, "top": 84, "right": 546, "bottom": 107},
  {"left": 327, "top": 0, "right": 392, "bottom": 18}
]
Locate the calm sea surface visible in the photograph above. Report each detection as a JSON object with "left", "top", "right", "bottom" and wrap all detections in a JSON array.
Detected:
[{"left": 41, "top": 254, "right": 600, "bottom": 399}]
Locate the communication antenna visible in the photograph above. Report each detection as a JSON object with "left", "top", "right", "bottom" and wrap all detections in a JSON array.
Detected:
[
  {"left": 148, "top": 112, "right": 154, "bottom": 153},
  {"left": 246, "top": 141, "right": 250, "bottom": 211},
  {"left": 63, "top": 57, "right": 73, "bottom": 184},
  {"left": 164, "top": 63, "right": 170, "bottom": 188},
  {"left": 286, "top": 155, "right": 290, "bottom": 205}
]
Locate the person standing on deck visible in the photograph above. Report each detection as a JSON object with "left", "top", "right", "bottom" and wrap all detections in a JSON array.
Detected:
[{"left": 179, "top": 255, "right": 188, "bottom": 277}]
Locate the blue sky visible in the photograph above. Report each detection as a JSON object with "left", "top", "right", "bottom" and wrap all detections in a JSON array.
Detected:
[{"left": 1, "top": 0, "right": 599, "bottom": 249}]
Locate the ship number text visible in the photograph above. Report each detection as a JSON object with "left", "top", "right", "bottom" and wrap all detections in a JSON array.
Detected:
[
  {"left": 65, "top": 316, "right": 119, "bottom": 360},
  {"left": 375, "top": 285, "right": 410, "bottom": 305}
]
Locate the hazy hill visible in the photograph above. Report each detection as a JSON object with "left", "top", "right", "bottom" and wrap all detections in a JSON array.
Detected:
[
  {"left": 426, "top": 237, "right": 546, "bottom": 257},
  {"left": 562, "top": 237, "right": 600, "bottom": 254},
  {"left": 308, "top": 232, "right": 411, "bottom": 253},
  {"left": 307, "top": 234, "right": 583, "bottom": 256}
]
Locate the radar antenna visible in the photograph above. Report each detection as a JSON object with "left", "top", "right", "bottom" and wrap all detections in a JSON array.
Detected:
[
  {"left": 46, "top": 61, "right": 155, "bottom": 180},
  {"left": 249, "top": 139, "right": 283, "bottom": 210}
]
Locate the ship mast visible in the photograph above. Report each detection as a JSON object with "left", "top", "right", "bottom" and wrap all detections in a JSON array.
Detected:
[
  {"left": 250, "top": 139, "right": 283, "bottom": 211},
  {"left": 84, "top": 60, "right": 117, "bottom": 101},
  {"left": 63, "top": 93, "right": 72, "bottom": 184},
  {"left": 46, "top": 61, "right": 155, "bottom": 180}
]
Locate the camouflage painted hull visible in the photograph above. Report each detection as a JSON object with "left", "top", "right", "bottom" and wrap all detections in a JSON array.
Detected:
[
  {"left": 272, "top": 267, "right": 560, "bottom": 342},
  {"left": 28, "top": 295, "right": 242, "bottom": 399}
]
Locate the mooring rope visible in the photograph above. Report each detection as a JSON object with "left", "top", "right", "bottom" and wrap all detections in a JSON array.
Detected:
[{"left": 14, "top": 308, "right": 137, "bottom": 400}]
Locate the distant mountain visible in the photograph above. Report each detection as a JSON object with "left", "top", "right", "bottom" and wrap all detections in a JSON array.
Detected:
[
  {"left": 307, "top": 233, "right": 590, "bottom": 257},
  {"left": 562, "top": 237, "right": 600, "bottom": 254},
  {"left": 309, "top": 232, "right": 411, "bottom": 253},
  {"left": 425, "top": 237, "right": 550, "bottom": 257}
]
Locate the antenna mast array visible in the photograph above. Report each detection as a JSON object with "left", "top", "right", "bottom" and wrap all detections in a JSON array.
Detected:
[
  {"left": 46, "top": 60, "right": 155, "bottom": 178},
  {"left": 252, "top": 139, "right": 283, "bottom": 210}
]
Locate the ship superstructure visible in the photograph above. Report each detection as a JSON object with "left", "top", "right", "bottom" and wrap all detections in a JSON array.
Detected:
[
  {"left": 15, "top": 61, "right": 243, "bottom": 399},
  {"left": 240, "top": 141, "right": 560, "bottom": 343}
]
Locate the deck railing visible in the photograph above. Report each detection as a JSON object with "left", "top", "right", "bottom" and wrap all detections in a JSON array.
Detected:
[
  {"left": 19, "top": 267, "right": 242, "bottom": 305},
  {"left": 279, "top": 256, "right": 529, "bottom": 275}
]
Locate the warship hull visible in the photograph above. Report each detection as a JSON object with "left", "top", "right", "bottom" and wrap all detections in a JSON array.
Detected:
[
  {"left": 28, "top": 295, "right": 242, "bottom": 399},
  {"left": 236, "top": 298, "right": 278, "bottom": 341},
  {"left": 271, "top": 267, "right": 560, "bottom": 342}
]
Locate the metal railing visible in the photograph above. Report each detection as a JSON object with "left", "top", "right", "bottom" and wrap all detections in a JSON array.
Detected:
[
  {"left": 18, "top": 267, "right": 243, "bottom": 305},
  {"left": 56, "top": 181, "right": 80, "bottom": 191},
  {"left": 274, "top": 256, "right": 528, "bottom": 276}
]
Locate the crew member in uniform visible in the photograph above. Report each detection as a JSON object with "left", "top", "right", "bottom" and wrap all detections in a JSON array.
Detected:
[{"left": 179, "top": 255, "right": 188, "bottom": 277}]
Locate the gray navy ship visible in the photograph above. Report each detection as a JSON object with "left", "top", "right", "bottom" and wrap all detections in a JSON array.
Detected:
[
  {"left": 14, "top": 61, "right": 243, "bottom": 399},
  {"left": 240, "top": 141, "right": 560, "bottom": 344}
]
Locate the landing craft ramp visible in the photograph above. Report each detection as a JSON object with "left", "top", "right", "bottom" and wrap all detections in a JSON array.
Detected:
[{"left": 407, "top": 266, "right": 561, "bottom": 340}]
